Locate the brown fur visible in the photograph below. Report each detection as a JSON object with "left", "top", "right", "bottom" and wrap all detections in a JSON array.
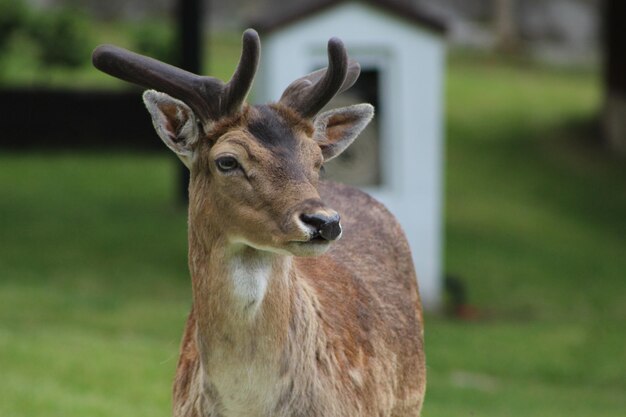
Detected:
[{"left": 165, "top": 103, "right": 426, "bottom": 417}]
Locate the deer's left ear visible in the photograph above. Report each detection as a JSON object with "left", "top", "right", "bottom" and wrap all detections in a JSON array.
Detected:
[
  {"left": 313, "top": 104, "right": 374, "bottom": 162},
  {"left": 143, "top": 90, "right": 201, "bottom": 169}
]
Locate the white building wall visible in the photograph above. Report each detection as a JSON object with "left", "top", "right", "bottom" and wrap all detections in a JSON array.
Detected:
[{"left": 254, "top": 1, "right": 445, "bottom": 311}]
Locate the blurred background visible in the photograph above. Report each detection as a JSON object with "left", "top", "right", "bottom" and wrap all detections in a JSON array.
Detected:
[{"left": 1, "top": 0, "right": 625, "bottom": 416}]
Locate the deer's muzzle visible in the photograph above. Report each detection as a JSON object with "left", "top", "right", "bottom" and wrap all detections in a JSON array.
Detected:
[{"left": 300, "top": 212, "right": 342, "bottom": 241}]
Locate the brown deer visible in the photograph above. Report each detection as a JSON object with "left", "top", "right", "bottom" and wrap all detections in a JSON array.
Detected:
[{"left": 93, "top": 29, "right": 425, "bottom": 417}]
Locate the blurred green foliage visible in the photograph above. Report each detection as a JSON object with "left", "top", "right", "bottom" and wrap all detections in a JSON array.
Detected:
[
  {"left": 28, "top": 8, "right": 94, "bottom": 69},
  {"left": 0, "top": 0, "right": 28, "bottom": 53},
  {"left": 0, "top": 0, "right": 94, "bottom": 83},
  {"left": 130, "top": 20, "right": 177, "bottom": 65},
  {"left": 0, "top": 2, "right": 175, "bottom": 87}
]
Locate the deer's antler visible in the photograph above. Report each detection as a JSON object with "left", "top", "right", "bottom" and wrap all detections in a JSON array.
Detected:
[
  {"left": 279, "top": 37, "right": 361, "bottom": 118},
  {"left": 92, "top": 29, "right": 261, "bottom": 125}
]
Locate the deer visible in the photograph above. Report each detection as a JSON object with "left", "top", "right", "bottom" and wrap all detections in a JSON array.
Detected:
[{"left": 92, "top": 29, "right": 425, "bottom": 417}]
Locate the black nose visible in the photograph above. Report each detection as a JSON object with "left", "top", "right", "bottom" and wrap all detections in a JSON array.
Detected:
[{"left": 299, "top": 212, "right": 342, "bottom": 241}]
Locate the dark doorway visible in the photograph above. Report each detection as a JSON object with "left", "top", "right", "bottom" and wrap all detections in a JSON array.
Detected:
[{"left": 322, "top": 68, "right": 383, "bottom": 187}]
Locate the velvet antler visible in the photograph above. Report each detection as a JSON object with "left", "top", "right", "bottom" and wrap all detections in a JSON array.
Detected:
[
  {"left": 279, "top": 37, "right": 360, "bottom": 118},
  {"left": 92, "top": 29, "right": 261, "bottom": 126}
]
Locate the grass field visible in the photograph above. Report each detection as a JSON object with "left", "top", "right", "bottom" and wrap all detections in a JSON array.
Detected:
[{"left": 1, "top": 49, "right": 626, "bottom": 415}]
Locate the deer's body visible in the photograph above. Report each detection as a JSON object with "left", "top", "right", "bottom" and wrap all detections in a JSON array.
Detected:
[
  {"left": 174, "top": 180, "right": 425, "bottom": 417},
  {"left": 93, "top": 30, "right": 425, "bottom": 417}
]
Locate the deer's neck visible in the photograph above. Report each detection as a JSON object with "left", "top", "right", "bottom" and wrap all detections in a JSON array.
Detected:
[{"left": 188, "top": 229, "right": 293, "bottom": 357}]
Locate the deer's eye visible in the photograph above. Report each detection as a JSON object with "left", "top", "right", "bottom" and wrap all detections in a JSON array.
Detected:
[{"left": 215, "top": 156, "right": 240, "bottom": 173}]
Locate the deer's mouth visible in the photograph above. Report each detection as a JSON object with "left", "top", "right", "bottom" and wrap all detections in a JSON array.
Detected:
[
  {"left": 291, "top": 227, "right": 340, "bottom": 244},
  {"left": 309, "top": 234, "right": 328, "bottom": 244},
  {"left": 289, "top": 234, "right": 330, "bottom": 246},
  {"left": 286, "top": 235, "right": 332, "bottom": 257}
]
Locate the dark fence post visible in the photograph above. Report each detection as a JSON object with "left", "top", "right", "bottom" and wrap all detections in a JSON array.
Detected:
[
  {"left": 603, "top": 0, "right": 626, "bottom": 153},
  {"left": 177, "top": 0, "right": 206, "bottom": 203}
]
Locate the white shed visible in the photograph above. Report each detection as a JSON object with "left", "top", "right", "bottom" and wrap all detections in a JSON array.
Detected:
[{"left": 253, "top": 0, "right": 447, "bottom": 311}]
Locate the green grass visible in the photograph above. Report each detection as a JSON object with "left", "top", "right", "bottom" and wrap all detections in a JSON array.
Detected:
[
  {"left": 1, "top": 47, "right": 626, "bottom": 416},
  {"left": 0, "top": 154, "right": 190, "bottom": 416},
  {"left": 423, "top": 56, "right": 626, "bottom": 416}
]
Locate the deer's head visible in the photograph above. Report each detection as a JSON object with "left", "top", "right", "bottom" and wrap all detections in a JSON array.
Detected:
[{"left": 93, "top": 29, "right": 373, "bottom": 257}]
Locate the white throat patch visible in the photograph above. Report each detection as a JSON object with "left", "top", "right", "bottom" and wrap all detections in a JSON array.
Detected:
[{"left": 228, "top": 252, "right": 272, "bottom": 314}]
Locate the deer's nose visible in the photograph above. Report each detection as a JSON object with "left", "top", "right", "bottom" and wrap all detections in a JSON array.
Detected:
[{"left": 299, "top": 211, "right": 342, "bottom": 241}]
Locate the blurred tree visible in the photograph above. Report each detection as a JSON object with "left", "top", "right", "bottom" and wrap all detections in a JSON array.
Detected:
[
  {"left": 131, "top": 20, "right": 177, "bottom": 64},
  {"left": 0, "top": 0, "right": 27, "bottom": 53},
  {"left": 36, "top": 0, "right": 171, "bottom": 21},
  {"left": 29, "top": 8, "right": 93, "bottom": 69},
  {"left": 494, "top": 0, "right": 519, "bottom": 52},
  {"left": 603, "top": 0, "right": 626, "bottom": 154}
]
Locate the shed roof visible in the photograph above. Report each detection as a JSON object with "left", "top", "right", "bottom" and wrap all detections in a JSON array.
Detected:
[{"left": 252, "top": 0, "right": 447, "bottom": 35}]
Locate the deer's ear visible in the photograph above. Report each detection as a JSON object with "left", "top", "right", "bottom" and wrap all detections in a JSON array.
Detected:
[
  {"left": 313, "top": 104, "right": 374, "bottom": 162},
  {"left": 143, "top": 90, "right": 201, "bottom": 169}
]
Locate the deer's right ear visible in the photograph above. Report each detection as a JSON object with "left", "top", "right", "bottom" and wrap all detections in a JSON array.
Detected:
[{"left": 143, "top": 90, "right": 200, "bottom": 169}]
